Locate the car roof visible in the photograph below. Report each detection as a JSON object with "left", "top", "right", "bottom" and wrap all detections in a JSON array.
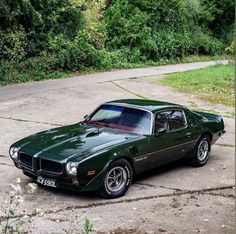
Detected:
[{"left": 106, "top": 99, "right": 186, "bottom": 113}]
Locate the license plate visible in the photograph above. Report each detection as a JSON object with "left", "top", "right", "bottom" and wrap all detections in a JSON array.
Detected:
[{"left": 37, "top": 176, "right": 57, "bottom": 188}]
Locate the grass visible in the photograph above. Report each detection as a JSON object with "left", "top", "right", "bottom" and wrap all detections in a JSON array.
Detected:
[
  {"left": 0, "top": 55, "right": 231, "bottom": 86},
  {"left": 77, "top": 55, "right": 232, "bottom": 74},
  {"left": 0, "top": 70, "right": 70, "bottom": 86},
  {"left": 181, "top": 54, "right": 232, "bottom": 63},
  {"left": 158, "top": 64, "right": 235, "bottom": 107}
]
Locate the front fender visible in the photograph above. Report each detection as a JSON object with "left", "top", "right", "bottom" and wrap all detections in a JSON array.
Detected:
[
  {"left": 77, "top": 148, "right": 133, "bottom": 191},
  {"left": 82, "top": 161, "right": 110, "bottom": 191}
]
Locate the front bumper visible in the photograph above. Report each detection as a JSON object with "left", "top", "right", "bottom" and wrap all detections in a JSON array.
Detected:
[
  {"left": 22, "top": 169, "right": 85, "bottom": 192},
  {"left": 11, "top": 150, "right": 107, "bottom": 192},
  {"left": 14, "top": 160, "right": 106, "bottom": 192}
]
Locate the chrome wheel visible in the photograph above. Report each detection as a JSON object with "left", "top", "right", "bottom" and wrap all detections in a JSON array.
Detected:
[
  {"left": 197, "top": 140, "right": 209, "bottom": 161},
  {"left": 105, "top": 166, "right": 127, "bottom": 192},
  {"left": 100, "top": 159, "right": 132, "bottom": 198}
]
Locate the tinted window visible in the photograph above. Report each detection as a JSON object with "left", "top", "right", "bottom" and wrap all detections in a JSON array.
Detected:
[
  {"left": 88, "top": 105, "right": 151, "bottom": 135},
  {"left": 155, "top": 110, "right": 186, "bottom": 132}
]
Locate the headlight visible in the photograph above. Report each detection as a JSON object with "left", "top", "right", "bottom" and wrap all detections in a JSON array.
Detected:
[
  {"left": 66, "top": 162, "right": 78, "bottom": 176},
  {"left": 9, "top": 147, "right": 19, "bottom": 159}
]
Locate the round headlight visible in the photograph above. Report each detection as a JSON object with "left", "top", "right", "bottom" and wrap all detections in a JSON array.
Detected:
[
  {"left": 66, "top": 162, "right": 78, "bottom": 176},
  {"left": 9, "top": 147, "right": 19, "bottom": 159}
]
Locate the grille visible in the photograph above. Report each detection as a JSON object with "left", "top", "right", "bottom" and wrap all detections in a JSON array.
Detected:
[
  {"left": 40, "top": 159, "right": 63, "bottom": 174},
  {"left": 19, "top": 153, "right": 33, "bottom": 169}
]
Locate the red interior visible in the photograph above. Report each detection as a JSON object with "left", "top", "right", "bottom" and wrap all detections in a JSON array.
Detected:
[{"left": 88, "top": 121, "right": 140, "bottom": 133}]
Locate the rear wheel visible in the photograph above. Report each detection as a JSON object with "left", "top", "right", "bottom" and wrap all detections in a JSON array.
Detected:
[
  {"left": 189, "top": 135, "right": 211, "bottom": 167},
  {"left": 99, "top": 159, "right": 133, "bottom": 199}
]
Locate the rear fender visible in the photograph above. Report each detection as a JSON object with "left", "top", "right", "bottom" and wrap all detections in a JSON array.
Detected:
[{"left": 193, "top": 111, "right": 221, "bottom": 121}]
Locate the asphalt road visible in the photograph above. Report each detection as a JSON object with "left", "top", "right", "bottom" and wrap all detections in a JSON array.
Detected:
[{"left": 0, "top": 60, "right": 234, "bottom": 234}]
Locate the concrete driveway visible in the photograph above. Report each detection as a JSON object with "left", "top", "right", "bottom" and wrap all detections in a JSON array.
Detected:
[{"left": 0, "top": 60, "right": 234, "bottom": 233}]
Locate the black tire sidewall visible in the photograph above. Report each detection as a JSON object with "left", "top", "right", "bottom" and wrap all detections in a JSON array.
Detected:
[{"left": 101, "top": 159, "right": 133, "bottom": 199}]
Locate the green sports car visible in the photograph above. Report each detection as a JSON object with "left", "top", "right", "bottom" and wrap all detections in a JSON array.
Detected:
[{"left": 9, "top": 99, "right": 225, "bottom": 198}]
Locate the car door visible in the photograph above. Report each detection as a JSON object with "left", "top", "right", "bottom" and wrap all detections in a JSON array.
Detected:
[{"left": 146, "top": 109, "right": 195, "bottom": 169}]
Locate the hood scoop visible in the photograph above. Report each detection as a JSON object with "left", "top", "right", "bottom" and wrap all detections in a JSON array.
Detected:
[{"left": 86, "top": 128, "right": 104, "bottom": 137}]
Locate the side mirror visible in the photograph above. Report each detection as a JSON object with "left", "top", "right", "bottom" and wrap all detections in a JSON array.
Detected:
[
  {"left": 84, "top": 115, "right": 89, "bottom": 121},
  {"left": 154, "top": 128, "right": 166, "bottom": 137}
]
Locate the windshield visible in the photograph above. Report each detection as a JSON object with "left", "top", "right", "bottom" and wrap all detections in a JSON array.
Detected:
[{"left": 87, "top": 104, "right": 152, "bottom": 135}]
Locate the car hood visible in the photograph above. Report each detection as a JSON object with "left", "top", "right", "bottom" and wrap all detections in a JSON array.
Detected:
[{"left": 16, "top": 123, "right": 142, "bottom": 162}]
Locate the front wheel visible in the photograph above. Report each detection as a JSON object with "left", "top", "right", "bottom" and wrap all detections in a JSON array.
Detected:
[
  {"left": 189, "top": 135, "right": 211, "bottom": 167},
  {"left": 99, "top": 159, "right": 133, "bottom": 199}
]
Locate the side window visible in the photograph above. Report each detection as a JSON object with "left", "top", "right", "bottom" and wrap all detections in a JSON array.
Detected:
[
  {"left": 155, "top": 110, "right": 187, "bottom": 132},
  {"left": 168, "top": 110, "right": 186, "bottom": 131},
  {"left": 184, "top": 110, "right": 196, "bottom": 125},
  {"left": 155, "top": 111, "right": 170, "bottom": 132}
]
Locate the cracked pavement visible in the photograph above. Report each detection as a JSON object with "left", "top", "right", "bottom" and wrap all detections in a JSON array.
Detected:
[{"left": 0, "top": 61, "right": 234, "bottom": 233}]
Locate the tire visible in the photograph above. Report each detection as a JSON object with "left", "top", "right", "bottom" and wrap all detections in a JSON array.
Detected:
[
  {"left": 189, "top": 135, "right": 211, "bottom": 167},
  {"left": 99, "top": 159, "right": 133, "bottom": 199}
]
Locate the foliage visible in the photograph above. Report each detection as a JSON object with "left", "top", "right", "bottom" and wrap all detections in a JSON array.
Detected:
[
  {"left": 0, "top": 28, "right": 27, "bottom": 62},
  {"left": 0, "top": 179, "right": 95, "bottom": 233},
  {"left": 1, "top": 195, "right": 24, "bottom": 233},
  {"left": 225, "top": 40, "right": 235, "bottom": 55},
  {"left": 82, "top": 218, "right": 93, "bottom": 234},
  {"left": 0, "top": 59, "right": 69, "bottom": 85},
  {"left": 199, "top": 0, "right": 235, "bottom": 43},
  {"left": 103, "top": 0, "right": 230, "bottom": 61},
  {"left": 0, "top": 180, "right": 26, "bottom": 234},
  {"left": 0, "top": 0, "right": 84, "bottom": 62},
  {"left": 158, "top": 64, "right": 235, "bottom": 106},
  {"left": 0, "top": 0, "right": 234, "bottom": 85}
]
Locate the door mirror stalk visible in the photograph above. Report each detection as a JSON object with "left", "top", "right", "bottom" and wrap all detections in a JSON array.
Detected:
[{"left": 83, "top": 115, "right": 90, "bottom": 123}]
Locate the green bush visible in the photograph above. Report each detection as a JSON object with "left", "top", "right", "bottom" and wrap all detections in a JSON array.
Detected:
[
  {"left": 188, "top": 28, "right": 224, "bottom": 55},
  {"left": 103, "top": 0, "right": 228, "bottom": 61},
  {"left": 0, "top": 0, "right": 234, "bottom": 85},
  {"left": 46, "top": 34, "right": 100, "bottom": 71},
  {"left": 0, "top": 29, "right": 27, "bottom": 62}
]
